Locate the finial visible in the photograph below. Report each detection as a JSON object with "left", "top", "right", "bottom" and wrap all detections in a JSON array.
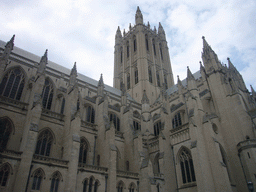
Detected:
[
  {"left": 123, "top": 29, "right": 126, "bottom": 36},
  {"left": 147, "top": 21, "right": 150, "bottom": 28},
  {"left": 135, "top": 6, "right": 143, "bottom": 25},
  {"left": 71, "top": 62, "right": 77, "bottom": 76},
  {"left": 10, "top": 34, "right": 15, "bottom": 42},
  {"left": 129, "top": 23, "right": 132, "bottom": 30},
  {"left": 187, "top": 66, "right": 195, "bottom": 81},
  {"left": 136, "top": 6, "right": 141, "bottom": 13},
  {"left": 202, "top": 36, "right": 205, "bottom": 39},
  {"left": 98, "top": 73, "right": 104, "bottom": 87}
]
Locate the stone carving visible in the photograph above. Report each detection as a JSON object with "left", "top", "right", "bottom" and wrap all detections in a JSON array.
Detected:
[
  {"left": 190, "top": 140, "right": 197, "bottom": 149},
  {"left": 103, "top": 114, "right": 110, "bottom": 129}
]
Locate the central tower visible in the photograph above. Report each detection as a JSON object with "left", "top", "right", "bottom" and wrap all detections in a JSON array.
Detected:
[{"left": 113, "top": 7, "right": 174, "bottom": 104}]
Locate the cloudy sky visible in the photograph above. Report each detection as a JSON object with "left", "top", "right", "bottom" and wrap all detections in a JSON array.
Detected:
[{"left": 1, "top": 0, "right": 256, "bottom": 90}]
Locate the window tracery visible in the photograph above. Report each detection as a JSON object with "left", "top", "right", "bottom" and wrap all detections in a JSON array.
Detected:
[
  {"left": 42, "top": 79, "right": 54, "bottom": 110},
  {"left": 79, "top": 138, "right": 88, "bottom": 164},
  {"left": 109, "top": 112, "right": 120, "bottom": 131},
  {"left": 0, "top": 67, "right": 25, "bottom": 100},
  {"left": 50, "top": 171, "right": 61, "bottom": 192},
  {"left": 0, "top": 164, "right": 10, "bottom": 187},
  {"left": 32, "top": 169, "right": 44, "bottom": 190},
  {"left": 172, "top": 112, "right": 182, "bottom": 128},
  {"left": 35, "top": 129, "right": 53, "bottom": 156}
]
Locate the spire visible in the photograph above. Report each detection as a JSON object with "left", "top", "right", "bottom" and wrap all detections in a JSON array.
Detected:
[
  {"left": 135, "top": 6, "right": 143, "bottom": 25},
  {"left": 227, "top": 57, "right": 236, "bottom": 70},
  {"left": 147, "top": 21, "right": 150, "bottom": 28},
  {"left": 69, "top": 62, "right": 78, "bottom": 87},
  {"left": 71, "top": 62, "right": 77, "bottom": 76},
  {"left": 98, "top": 73, "right": 104, "bottom": 87},
  {"left": 177, "top": 75, "right": 183, "bottom": 86},
  {"left": 123, "top": 29, "right": 126, "bottom": 36},
  {"left": 129, "top": 23, "right": 132, "bottom": 30},
  {"left": 251, "top": 85, "right": 256, "bottom": 97},
  {"left": 158, "top": 22, "right": 166, "bottom": 39},
  {"left": 0, "top": 35, "right": 15, "bottom": 68},
  {"left": 115, "top": 26, "right": 122, "bottom": 39},
  {"left": 154, "top": 26, "right": 157, "bottom": 33},
  {"left": 37, "top": 49, "right": 48, "bottom": 74},
  {"left": 187, "top": 66, "right": 195, "bottom": 81},
  {"left": 141, "top": 90, "right": 149, "bottom": 104}
]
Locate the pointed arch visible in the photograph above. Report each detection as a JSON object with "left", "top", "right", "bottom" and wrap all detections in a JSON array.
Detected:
[
  {"left": 84, "top": 104, "right": 95, "bottom": 124},
  {"left": 31, "top": 168, "right": 45, "bottom": 190},
  {"left": 117, "top": 180, "right": 126, "bottom": 191},
  {"left": 83, "top": 178, "right": 88, "bottom": 192},
  {"left": 172, "top": 111, "right": 182, "bottom": 129},
  {"left": 0, "top": 162, "right": 12, "bottom": 187},
  {"left": 88, "top": 176, "right": 94, "bottom": 192},
  {"left": 177, "top": 146, "right": 196, "bottom": 184},
  {"left": 153, "top": 153, "right": 160, "bottom": 174},
  {"left": 42, "top": 77, "right": 54, "bottom": 110},
  {"left": 35, "top": 128, "right": 54, "bottom": 156},
  {"left": 94, "top": 179, "right": 100, "bottom": 192},
  {"left": 79, "top": 137, "right": 91, "bottom": 165},
  {"left": 0, "top": 66, "right": 26, "bottom": 100},
  {"left": 128, "top": 182, "right": 136, "bottom": 192},
  {"left": 0, "top": 116, "right": 14, "bottom": 151},
  {"left": 50, "top": 171, "right": 62, "bottom": 192},
  {"left": 108, "top": 112, "right": 120, "bottom": 131},
  {"left": 133, "top": 35, "right": 137, "bottom": 52},
  {"left": 133, "top": 110, "right": 140, "bottom": 119}
]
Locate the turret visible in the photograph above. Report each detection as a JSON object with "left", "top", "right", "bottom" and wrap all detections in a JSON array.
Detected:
[
  {"left": 37, "top": 49, "right": 48, "bottom": 74},
  {"left": 69, "top": 62, "right": 77, "bottom": 87},
  {"left": 135, "top": 6, "right": 143, "bottom": 25}
]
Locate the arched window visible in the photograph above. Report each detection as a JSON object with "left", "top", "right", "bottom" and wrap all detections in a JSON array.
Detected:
[
  {"left": 133, "top": 121, "right": 141, "bottom": 131},
  {"left": 156, "top": 71, "right": 161, "bottom": 87},
  {"left": 42, "top": 79, "right": 54, "bottom": 110},
  {"left": 0, "top": 67, "right": 25, "bottom": 100},
  {"left": 172, "top": 112, "right": 182, "bottom": 129},
  {"left": 159, "top": 43, "right": 163, "bottom": 60},
  {"left": 117, "top": 181, "right": 124, "bottom": 192},
  {"left": 148, "top": 67, "right": 153, "bottom": 83},
  {"left": 152, "top": 39, "right": 156, "bottom": 55},
  {"left": 0, "top": 117, "right": 12, "bottom": 151},
  {"left": 134, "top": 68, "right": 138, "bottom": 85},
  {"left": 145, "top": 35, "right": 149, "bottom": 51},
  {"left": 94, "top": 180, "right": 98, "bottom": 192},
  {"left": 32, "top": 169, "right": 44, "bottom": 190},
  {"left": 88, "top": 177, "right": 93, "bottom": 192},
  {"left": 126, "top": 161, "right": 129, "bottom": 171},
  {"left": 179, "top": 148, "right": 196, "bottom": 184},
  {"left": 60, "top": 98, "right": 65, "bottom": 114},
  {"left": 83, "top": 179, "right": 88, "bottom": 192},
  {"left": 129, "top": 182, "right": 136, "bottom": 192},
  {"left": 0, "top": 164, "right": 10, "bottom": 187},
  {"left": 154, "top": 121, "right": 161, "bottom": 136},
  {"left": 157, "top": 184, "right": 160, "bottom": 192},
  {"left": 154, "top": 153, "right": 160, "bottom": 174},
  {"left": 77, "top": 99, "right": 80, "bottom": 111},
  {"left": 126, "top": 41, "right": 130, "bottom": 58},
  {"left": 120, "top": 47, "right": 123, "bottom": 63},
  {"left": 133, "top": 35, "right": 137, "bottom": 52},
  {"left": 109, "top": 113, "right": 120, "bottom": 131},
  {"left": 50, "top": 171, "right": 61, "bottom": 192},
  {"left": 97, "top": 155, "right": 100, "bottom": 166},
  {"left": 79, "top": 138, "right": 88, "bottom": 164},
  {"left": 164, "top": 75, "right": 168, "bottom": 89},
  {"left": 35, "top": 129, "right": 53, "bottom": 156},
  {"left": 127, "top": 73, "right": 130, "bottom": 90},
  {"left": 86, "top": 106, "right": 95, "bottom": 124}
]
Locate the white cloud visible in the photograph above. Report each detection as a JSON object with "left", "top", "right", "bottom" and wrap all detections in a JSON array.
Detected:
[{"left": 0, "top": 0, "right": 255, "bottom": 89}]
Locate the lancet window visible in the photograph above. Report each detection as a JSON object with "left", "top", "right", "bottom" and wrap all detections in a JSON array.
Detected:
[
  {"left": 42, "top": 79, "right": 54, "bottom": 110},
  {"left": 133, "top": 121, "right": 141, "bottom": 131},
  {"left": 156, "top": 72, "right": 161, "bottom": 87},
  {"left": 159, "top": 43, "right": 163, "bottom": 60},
  {"left": 0, "top": 164, "right": 10, "bottom": 187},
  {"left": 86, "top": 106, "right": 95, "bottom": 124},
  {"left": 133, "top": 35, "right": 137, "bottom": 52},
  {"left": 128, "top": 183, "right": 136, "bottom": 192},
  {"left": 154, "top": 121, "right": 161, "bottom": 136},
  {"left": 127, "top": 41, "right": 130, "bottom": 58},
  {"left": 79, "top": 138, "right": 88, "bottom": 164},
  {"left": 179, "top": 148, "right": 196, "bottom": 184},
  {"left": 35, "top": 129, "right": 53, "bottom": 157},
  {"left": 50, "top": 171, "right": 61, "bottom": 192},
  {"left": 117, "top": 181, "right": 124, "bottom": 192},
  {"left": 164, "top": 75, "right": 168, "bottom": 89},
  {"left": 127, "top": 73, "right": 130, "bottom": 89},
  {"left": 60, "top": 98, "right": 65, "bottom": 114},
  {"left": 148, "top": 67, "right": 153, "bottom": 83},
  {"left": 153, "top": 39, "right": 156, "bottom": 55},
  {"left": 120, "top": 47, "right": 123, "bottom": 63},
  {"left": 88, "top": 178, "right": 93, "bottom": 192},
  {"left": 134, "top": 68, "right": 138, "bottom": 85},
  {"left": 0, "top": 67, "right": 25, "bottom": 100},
  {"left": 0, "top": 117, "right": 12, "bottom": 151},
  {"left": 172, "top": 112, "right": 182, "bottom": 128},
  {"left": 145, "top": 34, "right": 149, "bottom": 51},
  {"left": 83, "top": 179, "right": 88, "bottom": 192},
  {"left": 109, "top": 112, "right": 120, "bottom": 131},
  {"left": 32, "top": 169, "right": 44, "bottom": 190}
]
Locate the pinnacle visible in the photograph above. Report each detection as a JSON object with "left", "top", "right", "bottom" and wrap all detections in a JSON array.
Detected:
[
  {"left": 136, "top": 6, "right": 141, "bottom": 13},
  {"left": 227, "top": 57, "right": 236, "bottom": 70},
  {"left": 177, "top": 75, "right": 182, "bottom": 86},
  {"left": 10, "top": 34, "right": 15, "bottom": 42},
  {"left": 141, "top": 90, "right": 149, "bottom": 104},
  {"left": 98, "top": 73, "right": 104, "bottom": 87},
  {"left": 71, "top": 62, "right": 77, "bottom": 76},
  {"left": 187, "top": 66, "right": 195, "bottom": 81},
  {"left": 250, "top": 85, "right": 256, "bottom": 95}
]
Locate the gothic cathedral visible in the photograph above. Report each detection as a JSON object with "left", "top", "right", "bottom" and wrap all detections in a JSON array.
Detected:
[{"left": 0, "top": 7, "right": 255, "bottom": 192}]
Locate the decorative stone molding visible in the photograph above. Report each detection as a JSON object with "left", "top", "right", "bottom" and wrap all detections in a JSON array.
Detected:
[
  {"left": 110, "top": 144, "right": 117, "bottom": 151},
  {"left": 29, "top": 123, "right": 38, "bottom": 132},
  {"left": 171, "top": 102, "right": 184, "bottom": 113}
]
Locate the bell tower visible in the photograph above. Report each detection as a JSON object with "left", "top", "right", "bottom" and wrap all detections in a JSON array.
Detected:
[{"left": 113, "top": 7, "right": 174, "bottom": 104}]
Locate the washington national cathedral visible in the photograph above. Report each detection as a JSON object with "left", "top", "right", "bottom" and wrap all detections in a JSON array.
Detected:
[{"left": 0, "top": 7, "right": 256, "bottom": 192}]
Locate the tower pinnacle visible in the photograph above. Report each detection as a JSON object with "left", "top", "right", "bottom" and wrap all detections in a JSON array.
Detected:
[{"left": 135, "top": 6, "right": 143, "bottom": 25}]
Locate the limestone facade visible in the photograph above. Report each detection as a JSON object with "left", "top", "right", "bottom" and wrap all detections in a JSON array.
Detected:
[{"left": 0, "top": 7, "right": 256, "bottom": 192}]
